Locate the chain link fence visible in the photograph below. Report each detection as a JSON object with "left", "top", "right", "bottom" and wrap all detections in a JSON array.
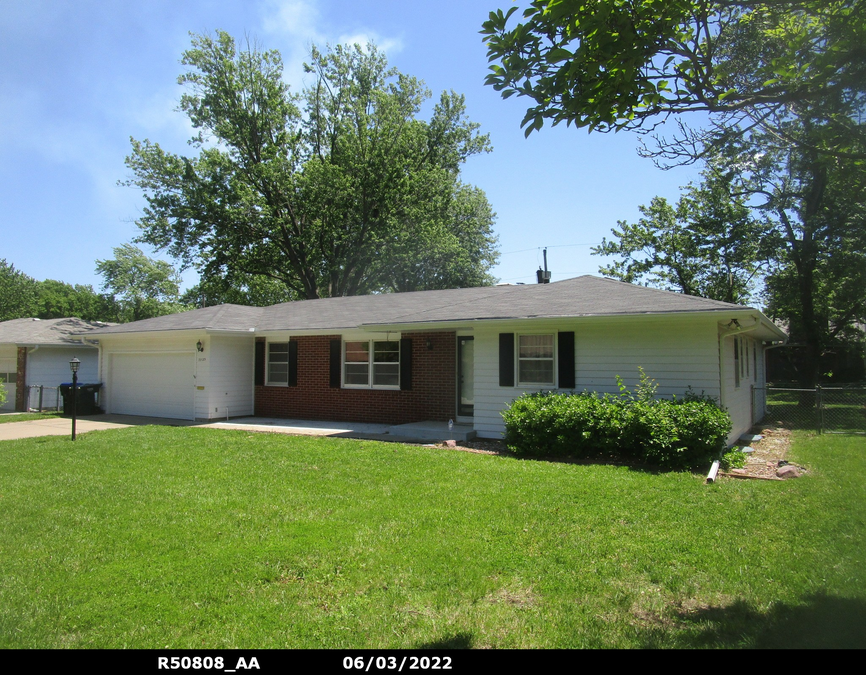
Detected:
[
  {"left": 754, "top": 385, "right": 866, "bottom": 434},
  {"left": 27, "top": 385, "right": 61, "bottom": 412}
]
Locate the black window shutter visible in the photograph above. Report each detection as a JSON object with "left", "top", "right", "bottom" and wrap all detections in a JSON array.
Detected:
[
  {"left": 558, "top": 331, "right": 575, "bottom": 389},
  {"left": 400, "top": 338, "right": 412, "bottom": 391},
  {"left": 329, "top": 339, "right": 341, "bottom": 388},
  {"left": 288, "top": 340, "right": 298, "bottom": 387},
  {"left": 254, "top": 341, "right": 265, "bottom": 386},
  {"left": 499, "top": 333, "right": 515, "bottom": 387}
]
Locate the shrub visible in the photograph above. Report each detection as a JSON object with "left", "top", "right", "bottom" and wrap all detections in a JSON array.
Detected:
[
  {"left": 501, "top": 373, "right": 732, "bottom": 469},
  {"left": 720, "top": 448, "right": 748, "bottom": 471}
]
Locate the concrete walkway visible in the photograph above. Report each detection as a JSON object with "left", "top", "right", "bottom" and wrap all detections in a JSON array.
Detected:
[
  {"left": 0, "top": 413, "right": 196, "bottom": 441},
  {"left": 0, "top": 414, "right": 473, "bottom": 444},
  {"left": 207, "top": 417, "right": 475, "bottom": 442}
]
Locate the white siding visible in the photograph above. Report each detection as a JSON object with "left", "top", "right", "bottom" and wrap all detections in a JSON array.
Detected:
[
  {"left": 720, "top": 333, "right": 764, "bottom": 445},
  {"left": 205, "top": 335, "right": 255, "bottom": 419},
  {"left": 473, "top": 315, "right": 724, "bottom": 439},
  {"left": 26, "top": 346, "right": 98, "bottom": 387}
]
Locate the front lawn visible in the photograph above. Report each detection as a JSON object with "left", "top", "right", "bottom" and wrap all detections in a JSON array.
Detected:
[
  {"left": 1, "top": 427, "right": 863, "bottom": 648},
  {"left": 0, "top": 412, "right": 61, "bottom": 424}
]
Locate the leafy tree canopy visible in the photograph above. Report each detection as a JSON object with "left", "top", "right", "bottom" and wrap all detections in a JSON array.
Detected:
[
  {"left": 181, "top": 272, "right": 297, "bottom": 308},
  {"left": 482, "top": 1, "right": 866, "bottom": 158},
  {"left": 592, "top": 171, "right": 772, "bottom": 303},
  {"left": 95, "top": 244, "right": 184, "bottom": 322},
  {"left": 125, "top": 33, "right": 498, "bottom": 301},
  {"left": 380, "top": 182, "right": 499, "bottom": 293},
  {"left": 34, "top": 279, "right": 119, "bottom": 323},
  {"left": 0, "top": 259, "right": 39, "bottom": 321},
  {"left": 725, "top": 119, "right": 866, "bottom": 383}
]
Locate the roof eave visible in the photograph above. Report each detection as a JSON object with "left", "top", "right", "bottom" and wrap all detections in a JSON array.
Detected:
[{"left": 361, "top": 307, "right": 780, "bottom": 332}]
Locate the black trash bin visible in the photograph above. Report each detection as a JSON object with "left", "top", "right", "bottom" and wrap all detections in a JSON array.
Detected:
[{"left": 59, "top": 383, "right": 102, "bottom": 416}]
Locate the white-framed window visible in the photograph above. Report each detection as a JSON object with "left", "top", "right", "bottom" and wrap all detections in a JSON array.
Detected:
[
  {"left": 344, "top": 340, "right": 400, "bottom": 388},
  {"left": 517, "top": 334, "right": 555, "bottom": 386},
  {"left": 267, "top": 342, "right": 289, "bottom": 385}
]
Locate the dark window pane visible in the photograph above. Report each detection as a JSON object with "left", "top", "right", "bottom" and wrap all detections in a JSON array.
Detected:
[
  {"left": 345, "top": 363, "right": 369, "bottom": 385},
  {"left": 373, "top": 363, "right": 399, "bottom": 386}
]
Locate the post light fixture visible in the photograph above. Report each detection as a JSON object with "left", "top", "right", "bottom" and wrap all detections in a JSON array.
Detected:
[{"left": 69, "top": 357, "right": 80, "bottom": 441}]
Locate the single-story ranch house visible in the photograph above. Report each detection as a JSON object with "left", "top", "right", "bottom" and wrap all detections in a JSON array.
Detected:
[
  {"left": 82, "top": 276, "right": 786, "bottom": 445},
  {"left": 0, "top": 317, "right": 104, "bottom": 411}
]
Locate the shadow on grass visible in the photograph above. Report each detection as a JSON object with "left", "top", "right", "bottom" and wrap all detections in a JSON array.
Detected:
[
  {"left": 640, "top": 593, "right": 866, "bottom": 648},
  {"left": 415, "top": 633, "right": 473, "bottom": 649},
  {"left": 459, "top": 439, "right": 694, "bottom": 475}
]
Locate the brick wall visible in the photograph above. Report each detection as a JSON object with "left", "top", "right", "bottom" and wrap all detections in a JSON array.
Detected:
[{"left": 255, "top": 332, "right": 456, "bottom": 424}]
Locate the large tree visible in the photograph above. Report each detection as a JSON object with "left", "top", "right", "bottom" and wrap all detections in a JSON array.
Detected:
[
  {"left": 95, "top": 244, "right": 184, "bottom": 323},
  {"left": 592, "top": 171, "right": 772, "bottom": 303},
  {"left": 481, "top": 1, "right": 866, "bottom": 158},
  {"left": 0, "top": 260, "right": 38, "bottom": 321},
  {"left": 724, "top": 121, "right": 866, "bottom": 385},
  {"left": 125, "top": 33, "right": 497, "bottom": 300},
  {"left": 180, "top": 272, "right": 296, "bottom": 308},
  {"left": 379, "top": 182, "right": 499, "bottom": 293},
  {"left": 34, "top": 279, "right": 119, "bottom": 322}
]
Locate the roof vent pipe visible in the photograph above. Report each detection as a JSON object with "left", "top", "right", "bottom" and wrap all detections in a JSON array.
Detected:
[{"left": 536, "top": 247, "right": 551, "bottom": 284}]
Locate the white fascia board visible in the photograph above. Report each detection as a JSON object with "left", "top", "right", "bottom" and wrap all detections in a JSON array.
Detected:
[
  {"left": 365, "top": 309, "right": 767, "bottom": 333},
  {"left": 16, "top": 341, "right": 97, "bottom": 349},
  {"left": 203, "top": 328, "right": 257, "bottom": 335},
  {"left": 259, "top": 329, "right": 404, "bottom": 341}
]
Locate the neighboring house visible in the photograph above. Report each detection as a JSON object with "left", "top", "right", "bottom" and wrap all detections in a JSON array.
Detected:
[
  {"left": 0, "top": 317, "right": 105, "bottom": 411},
  {"left": 83, "top": 276, "right": 786, "bottom": 446}
]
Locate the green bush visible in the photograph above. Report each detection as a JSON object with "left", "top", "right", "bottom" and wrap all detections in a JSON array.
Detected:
[
  {"left": 501, "top": 373, "right": 732, "bottom": 469},
  {"left": 720, "top": 448, "right": 748, "bottom": 471}
]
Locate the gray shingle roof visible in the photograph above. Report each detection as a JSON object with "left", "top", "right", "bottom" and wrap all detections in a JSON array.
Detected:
[
  {"left": 84, "top": 304, "right": 265, "bottom": 335},
  {"left": 0, "top": 317, "right": 110, "bottom": 346},
  {"left": 358, "top": 275, "right": 747, "bottom": 326},
  {"left": 85, "top": 276, "right": 757, "bottom": 336}
]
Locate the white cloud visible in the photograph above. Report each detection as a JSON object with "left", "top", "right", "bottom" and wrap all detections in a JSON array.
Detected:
[
  {"left": 261, "top": 0, "right": 322, "bottom": 40},
  {"left": 259, "top": 0, "right": 403, "bottom": 90},
  {"left": 336, "top": 32, "right": 404, "bottom": 57}
]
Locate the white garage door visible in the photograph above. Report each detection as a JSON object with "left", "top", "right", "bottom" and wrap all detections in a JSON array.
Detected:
[{"left": 110, "top": 352, "right": 195, "bottom": 420}]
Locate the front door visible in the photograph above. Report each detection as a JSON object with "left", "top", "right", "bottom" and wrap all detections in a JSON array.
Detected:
[{"left": 457, "top": 337, "right": 474, "bottom": 417}]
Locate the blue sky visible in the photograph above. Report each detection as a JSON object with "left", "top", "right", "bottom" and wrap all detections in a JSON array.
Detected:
[{"left": 1, "top": 0, "right": 704, "bottom": 292}]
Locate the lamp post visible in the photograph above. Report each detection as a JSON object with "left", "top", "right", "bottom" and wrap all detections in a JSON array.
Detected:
[{"left": 69, "top": 357, "right": 80, "bottom": 441}]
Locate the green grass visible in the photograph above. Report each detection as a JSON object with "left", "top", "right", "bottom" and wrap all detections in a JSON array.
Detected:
[
  {"left": 0, "top": 411, "right": 61, "bottom": 424},
  {"left": 1, "top": 427, "right": 864, "bottom": 649}
]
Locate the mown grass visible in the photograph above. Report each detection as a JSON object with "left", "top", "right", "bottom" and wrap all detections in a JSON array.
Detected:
[
  {"left": 1, "top": 427, "right": 863, "bottom": 649},
  {"left": 0, "top": 412, "right": 61, "bottom": 424}
]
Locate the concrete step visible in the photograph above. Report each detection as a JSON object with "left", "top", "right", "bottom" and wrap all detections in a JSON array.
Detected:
[{"left": 387, "top": 420, "right": 476, "bottom": 442}]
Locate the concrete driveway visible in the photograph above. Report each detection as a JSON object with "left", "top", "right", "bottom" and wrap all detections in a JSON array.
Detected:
[
  {"left": 0, "top": 414, "right": 196, "bottom": 441},
  {"left": 0, "top": 414, "right": 469, "bottom": 443}
]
